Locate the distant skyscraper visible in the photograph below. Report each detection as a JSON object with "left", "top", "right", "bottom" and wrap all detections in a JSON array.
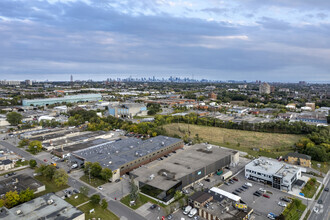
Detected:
[
  {"left": 70, "top": 75, "right": 73, "bottom": 82},
  {"left": 259, "top": 82, "right": 271, "bottom": 94}
]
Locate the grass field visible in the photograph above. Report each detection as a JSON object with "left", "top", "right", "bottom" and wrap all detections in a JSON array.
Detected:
[
  {"left": 121, "top": 193, "right": 166, "bottom": 210},
  {"left": 282, "top": 199, "right": 306, "bottom": 220},
  {"left": 80, "top": 175, "right": 107, "bottom": 187},
  {"left": 163, "top": 123, "right": 302, "bottom": 158},
  {"left": 79, "top": 201, "right": 119, "bottom": 220},
  {"left": 34, "top": 175, "right": 69, "bottom": 197},
  {"left": 65, "top": 193, "right": 90, "bottom": 207}
]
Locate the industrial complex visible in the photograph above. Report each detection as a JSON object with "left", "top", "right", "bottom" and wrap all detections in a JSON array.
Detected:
[{"left": 131, "top": 144, "right": 239, "bottom": 202}]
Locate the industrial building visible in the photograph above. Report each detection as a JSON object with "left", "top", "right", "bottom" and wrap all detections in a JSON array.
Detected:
[
  {"left": 108, "top": 102, "right": 147, "bottom": 118},
  {"left": 245, "top": 157, "right": 302, "bottom": 191},
  {"left": 72, "top": 136, "right": 183, "bottom": 181},
  {"left": 0, "top": 174, "right": 45, "bottom": 196},
  {"left": 0, "top": 193, "right": 84, "bottom": 220},
  {"left": 131, "top": 144, "right": 239, "bottom": 203},
  {"left": 22, "top": 93, "right": 102, "bottom": 106}
]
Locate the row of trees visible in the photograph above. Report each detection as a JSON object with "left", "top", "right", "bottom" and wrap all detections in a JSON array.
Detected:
[
  {"left": 18, "top": 139, "right": 43, "bottom": 154},
  {"left": 36, "top": 165, "right": 68, "bottom": 187},
  {"left": 0, "top": 188, "right": 34, "bottom": 208},
  {"left": 83, "top": 162, "right": 113, "bottom": 181}
]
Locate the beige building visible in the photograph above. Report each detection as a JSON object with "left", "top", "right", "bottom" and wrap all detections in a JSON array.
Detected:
[
  {"left": 284, "top": 152, "right": 311, "bottom": 168},
  {"left": 259, "top": 82, "right": 271, "bottom": 94},
  {"left": 0, "top": 159, "right": 15, "bottom": 171},
  {"left": 305, "top": 103, "right": 316, "bottom": 111}
]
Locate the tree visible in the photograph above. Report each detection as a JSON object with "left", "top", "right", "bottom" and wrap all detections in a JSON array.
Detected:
[
  {"left": 130, "top": 178, "right": 139, "bottom": 201},
  {"left": 101, "top": 199, "right": 108, "bottom": 209},
  {"left": 90, "top": 162, "right": 102, "bottom": 178},
  {"left": 80, "top": 186, "right": 89, "bottom": 196},
  {"left": 42, "top": 165, "right": 56, "bottom": 180},
  {"left": 18, "top": 139, "right": 29, "bottom": 148},
  {"left": 6, "top": 112, "right": 23, "bottom": 126},
  {"left": 19, "top": 188, "right": 34, "bottom": 203},
  {"left": 29, "top": 159, "right": 37, "bottom": 168},
  {"left": 100, "top": 168, "right": 113, "bottom": 181},
  {"left": 28, "top": 140, "right": 43, "bottom": 154},
  {"left": 0, "top": 199, "right": 4, "bottom": 207},
  {"left": 174, "top": 190, "right": 182, "bottom": 201},
  {"left": 53, "top": 169, "right": 68, "bottom": 187},
  {"left": 90, "top": 194, "right": 101, "bottom": 205},
  {"left": 5, "top": 191, "right": 20, "bottom": 208}
]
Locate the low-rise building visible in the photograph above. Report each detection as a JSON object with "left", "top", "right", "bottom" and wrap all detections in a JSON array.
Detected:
[
  {"left": 188, "top": 191, "right": 213, "bottom": 209},
  {"left": 245, "top": 157, "right": 302, "bottom": 191},
  {"left": 0, "top": 174, "right": 45, "bottom": 196},
  {"left": 108, "top": 102, "right": 147, "bottom": 118},
  {"left": 284, "top": 152, "right": 311, "bottom": 168},
  {"left": 0, "top": 159, "right": 15, "bottom": 171},
  {"left": 0, "top": 193, "right": 84, "bottom": 220},
  {"left": 131, "top": 144, "right": 239, "bottom": 203}
]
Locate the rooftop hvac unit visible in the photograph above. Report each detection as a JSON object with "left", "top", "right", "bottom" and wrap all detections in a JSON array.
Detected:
[
  {"left": 16, "top": 210, "right": 22, "bottom": 215},
  {"left": 116, "top": 150, "right": 119, "bottom": 154},
  {"left": 150, "top": 140, "right": 153, "bottom": 142},
  {"left": 130, "top": 146, "right": 134, "bottom": 149},
  {"left": 162, "top": 172, "right": 168, "bottom": 176},
  {"left": 47, "top": 199, "right": 54, "bottom": 205},
  {"left": 109, "top": 161, "right": 112, "bottom": 164},
  {"left": 149, "top": 174, "right": 155, "bottom": 180},
  {"left": 207, "top": 145, "right": 212, "bottom": 150},
  {"left": 161, "top": 142, "right": 165, "bottom": 146}
]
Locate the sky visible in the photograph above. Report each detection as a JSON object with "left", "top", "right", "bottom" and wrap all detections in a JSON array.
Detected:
[{"left": 0, "top": 0, "right": 330, "bottom": 82}]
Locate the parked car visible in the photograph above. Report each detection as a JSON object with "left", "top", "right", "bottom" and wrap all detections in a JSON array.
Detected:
[
  {"left": 115, "top": 179, "right": 121, "bottom": 183},
  {"left": 183, "top": 206, "right": 192, "bottom": 215},
  {"left": 232, "top": 192, "right": 239, "bottom": 196},
  {"left": 259, "top": 188, "right": 266, "bottom": 193},
  {"left": 233, "top": 177, "right": 238, "bottom": 181},
  {"left": 280, "top": 197, "right": 291, "bottom": 203},
  {"left": 239, "top": 187, "right": 246, "bottom": 191},
  {"left": 267, "top": 213, "right": 276, "bottom": 219},
  {"left": 313, "top": 207, "right": 319, "bottom": 213},
  {"left": 44, "top": 159, "right": 47, "bottom": 162},
  {"left": 317, "top": 199, "right": 323, "bottom": 204},
  {"left": 167, "top": 214, "right": 173, "bottom": 219},
  {"left": 224, "top": 182, "right": 230, "bottom": 186},
  {"left": 188, "top": 208, "right": 197, "bottom": 218},
  {"left": 278, "top": 202, "right": 287, "bottom": 207},
  {"left": 253, "top": 191, "right": 261, "bottom": 197},
  {"left": 245, "top": 182, "right": 253, "bottom": 187},
  {"left": 205, "top": 179, "right": 211, "bottom": 182},
  {"left": 263, "top": 194, "right": 270, "bottom": 199},
  {"left": 229, "top": 180, "right": 235, "bottom": 184},
  {"left": 97, "top": 186, "right": 103, "bottom": 190},
  {"left": 150, "top": 204, "right": 158, "bottom": 210},
  {"left": 242, "top": 185, "right": 248, "bottom": 189},
  {"left": 73, "top": 189, "right": 80, "bottom": 194},
  {"left": 324, "top": 187, "right": 329, "bottom": 192},
  {"left": 235, "top": 189, "right": 241, "bottom": 193}
]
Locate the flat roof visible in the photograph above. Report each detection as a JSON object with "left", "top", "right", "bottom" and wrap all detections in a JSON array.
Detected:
[
  {"left": 72, "top": 135, "right": 183, "bottom": 171},
  {"left": 54, "top": 138, "right": 110, "bottom": 153},
  {"left": 132, "top": 144, "right": 236, "bottom": 191},
  {"left": 209, "top": 187, "right": 241, "bottom": 202},
  {"left": 0, "top": 193, "right": 84, "bottom": 220},
  {"left": 0, "top": 174, "right": 44, "bottom": 195}
]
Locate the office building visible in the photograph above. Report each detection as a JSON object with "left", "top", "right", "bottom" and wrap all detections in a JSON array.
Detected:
[
  {"left": 131, "top": 144, "right": 239, "bottom": 203},
  {"left": 284, "top": 152, "right": 311, "bottom": 168},
  {"left": 245, "top": 157, "right": 302, "bottom": 191},
  {"left": 108, "top": 102, "right": 147, "bottom": 118},
  {"left": 22, "top": 93, "right": 102, "bottom": 106},
  {"left": 259, "top": 82, "right": 270, "bottom": 94}
]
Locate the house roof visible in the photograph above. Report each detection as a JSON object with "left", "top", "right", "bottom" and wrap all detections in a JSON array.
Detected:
[
  {"left": 285, "top": 152, "right": 311, "bottom": 160},
  {"left": 0, "top": 159, "right": 12, "bottom": 165},
  {"left": 189, "top": 191, "right": 213, "bottom": 204}
]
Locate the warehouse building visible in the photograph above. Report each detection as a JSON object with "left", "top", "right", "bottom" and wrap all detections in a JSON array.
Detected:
[
  {"left": 108, "top": 102, "right": 147, "bottom": 118},
  {"left": 0, "top": 193, "right": 84, "bottom": 220},
  {"left": 0, "top": 174, "right": 45, "bottom": 196},
  {"left": 245, "top": 157, "right": 302, "bottom": 191},
  {"left": 72, "top": 136, "right": 183, "bottom": 181},
  {"left": 131, "top": 144, "right": 239, "bottom": 203},
  {"left": 22, "top": 93, "right": 102, "bottom": 106}
]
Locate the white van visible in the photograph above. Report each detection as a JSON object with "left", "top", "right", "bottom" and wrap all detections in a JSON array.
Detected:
[
  {"left": 183, "top": 206, "right": 192, "bottom": 215},
  {"left": 188, "top": 208, "right": 197, "bottom": 218},
  {"left": 245, "top": 182, "right": 252, "bottom": 187}
]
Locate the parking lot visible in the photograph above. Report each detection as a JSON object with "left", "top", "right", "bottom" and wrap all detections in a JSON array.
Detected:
[{"left": 219, "top": 171, "right": 291, "bottom": 219}]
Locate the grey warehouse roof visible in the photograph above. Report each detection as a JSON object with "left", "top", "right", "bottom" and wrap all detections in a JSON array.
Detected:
[
  {"left": 0, "top": 193, "right": 84, "bottom": 220},
  {"left": 72, "top": 135, "right": 183, "bottom": 170}
]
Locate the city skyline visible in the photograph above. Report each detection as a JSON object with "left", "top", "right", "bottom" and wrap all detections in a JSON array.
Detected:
[{"left": 1, "top": 0, "right": 330, "bottom": 82}]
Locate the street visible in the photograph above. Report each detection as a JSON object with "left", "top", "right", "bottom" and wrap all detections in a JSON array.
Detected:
[{"left": 309, "top": 177, "right": 330, "bottom": 220}]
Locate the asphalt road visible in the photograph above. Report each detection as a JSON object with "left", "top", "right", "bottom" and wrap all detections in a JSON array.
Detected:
[
  {"left": 309, "top": 179, "right": 330, "bottom": 220},
  {"left": 0, "top": 140, "right": 147, "bottom": 220}
]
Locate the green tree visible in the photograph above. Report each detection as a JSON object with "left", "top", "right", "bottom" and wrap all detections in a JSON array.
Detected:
[
  {"left": 6, "top": 112, "right": 23, "bottom": 126},
  {"left": 90, "top": 162, "right": 102, "bottom": 178},
  {"left": 19, "top": 188, "right": 34, "bottom": 203},
  {"left": 101, "top": 199, "right": 108, "bottom": 209},
  {"left": 100, "top": 168, "right": 113, "bottom": 181},
  {"left": 18, "top": 139, "right": 29, "bottom": 148},
  {"left": 80, "top": 186, "right": 89, "bottom": 196},
  {"left": 53, "top": 169, "right": 68, "bottom": 187},
  {"left": 90, "top": 194, "right": 101, "bottom": 205},
  {"left": 174, "top": 190, "right": 182, "bottom": 201},
  {"left": 42, "top": 165, "right": 56, "bottom": 180},
  {"left": 5, "top": 191, "right": 20, "bottom": 208},
  {"left": 129, "top": 178, "right": 139, "bottom": 201},
  {"left": 28, "top": 140, "right": 43, "bottom": 154},
  {"left": 29, "top": 159, "right": 37, "bottom": 168},
  {"left": 0, "top": 199, "right": 4, "bottom": 207}
]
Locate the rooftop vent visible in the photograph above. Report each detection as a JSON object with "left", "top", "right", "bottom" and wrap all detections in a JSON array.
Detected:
[
  {"left": 16, "top": 210, "right": 22, "bottom": 215},
  {"left": 149, "top": 174, "right": 155, "bottom": 180},
  {"left": 47, "top": 199, "right": 54, "bottom": 205},
  {"left": 130, "top": 145, "right": 134, "bottom": 149},
  {"left": 109, "top": 161, "right": 112, "bottom": 164}
]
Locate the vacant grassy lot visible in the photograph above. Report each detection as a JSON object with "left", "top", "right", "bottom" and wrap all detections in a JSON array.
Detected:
[
  {"left": 121, "top": 193, "right": 166, "bottom": 210},
  {"left": 282, "top": 199, "right": 306, "bottom": 220},
  {"left": 79, "top": 201, "right": 119, "bottom": 220},
  {"left": 163, "top": 123, "right": 302, "bottom": 158},
  {"left": 65, "top": 193, "right": 90, "bottom": 207},
  {"left": 301, "top": 178, "right": 320, "bottom": 198},
  {"left": 80, "top": 175, "right": 107, "bottom": 187},
  {"left": 34, "top": 175, "right": 69, "bottom": 197}
]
